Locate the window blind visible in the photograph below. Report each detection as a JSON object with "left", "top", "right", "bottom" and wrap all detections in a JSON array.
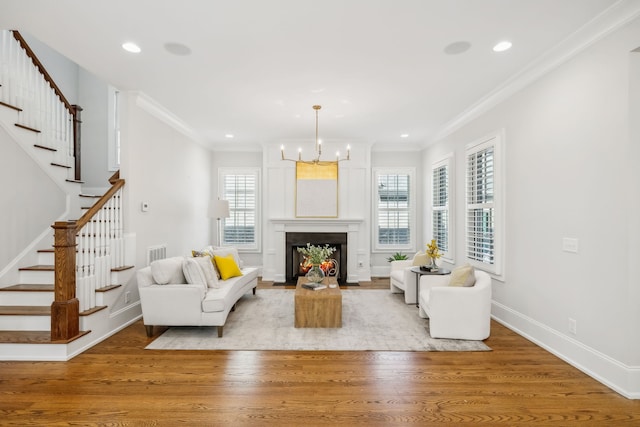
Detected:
[
  {"left": 376, "top": 173, "right": 411, "bottom": 245},
  {"left": 432, "top": 164, "right": 449, "bottom": 253},
  {"left": 222, "top": 173, "right": 256, "bottom": 247},
  {"left": 466, "top": 146, "right": 494, "bottom": 264}
]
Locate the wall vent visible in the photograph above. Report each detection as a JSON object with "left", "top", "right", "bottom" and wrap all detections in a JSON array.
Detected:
[{"left": 146, "top": 244, "right": 167, "bottom": 265}]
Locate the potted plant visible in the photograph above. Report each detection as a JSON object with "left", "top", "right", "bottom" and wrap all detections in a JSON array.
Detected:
[
  {"left": 387, "top": 252, "right": 409, "bottom": 263},
  {"left": 297, "top": 243, "right": 336, "bottom": 283}
]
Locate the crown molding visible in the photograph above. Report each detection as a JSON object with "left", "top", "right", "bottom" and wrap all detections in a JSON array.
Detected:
[
  {"left": 431, "top": 0, "right": 640, "bottom": 144},
  {"left": 133, "top": 92, "right": 208, "bottom": 147}
]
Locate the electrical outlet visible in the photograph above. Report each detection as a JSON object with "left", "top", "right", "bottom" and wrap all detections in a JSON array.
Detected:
[
  {"left": 125, "top": 291, "right": 131, "bottom": 304},
  {"left": 569, "top": 318, "right": 577, "bottom": 335}
]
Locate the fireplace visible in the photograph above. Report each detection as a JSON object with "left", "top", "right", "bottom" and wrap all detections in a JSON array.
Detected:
[{"left": 286, "top": 232, "right": 347, "bottom": 284}]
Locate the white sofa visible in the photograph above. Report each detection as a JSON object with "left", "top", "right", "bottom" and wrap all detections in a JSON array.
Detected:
[
  {"left": 136, "top": 253, "right": 258, "bottom": 338},
  {"left": 418, "top": 268, "right": 492, "bottom": 340},
  {"left": 389, "top": 252, "right": 429, "bottom": 304}
]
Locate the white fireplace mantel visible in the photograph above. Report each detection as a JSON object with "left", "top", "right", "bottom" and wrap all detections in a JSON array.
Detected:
[{"left": 267, "top": 218, "right": 367, "bottom": 283}]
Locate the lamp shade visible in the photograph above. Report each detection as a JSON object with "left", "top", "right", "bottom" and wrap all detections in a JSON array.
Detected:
[{"left": 209, "top": 199, "right": 230, "bottom": 219}]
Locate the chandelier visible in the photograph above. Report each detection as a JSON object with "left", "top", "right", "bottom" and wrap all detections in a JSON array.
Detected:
[{"left": 280, "top": 105, "right": 350, "bottom": 164}]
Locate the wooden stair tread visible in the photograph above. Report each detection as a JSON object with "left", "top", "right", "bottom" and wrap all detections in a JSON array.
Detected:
[
  {"left": 96, "top": 284, "right": 122, "bottom": 292},
  {"left": 112, "top": 265, "right": 134, "bottom": 272},
  {"left": 80, "top": 306, "right": 107, "bottom": 316},
  {"left": 0, "top": 306, "right": 50, "bottom": 315},
  {"left": 34, "top": 143, "right": 56, "bottom": 152},
  {"left": 0, "top": 330, "right": 90, "bottom": 344},
  {"left": 0, "top": 100, "right": 22, "bottom": 111},
  {"left": 79, "top": 194, "right": 101, "bottom": 198},
  {"left": 18, "top": 265, "right": 54, "bottom": 271},
  {"left": 15, "top": 123, "right": 41, "bottom": 133},
  {"left": 1, "top": 284, "right": 53, "bottom": 292},
  {"left": 51, "top": 162, "right": 71, "bottom": 169},
  {"left": 66, "top": 179, "right": 84, "bottom": 184}
]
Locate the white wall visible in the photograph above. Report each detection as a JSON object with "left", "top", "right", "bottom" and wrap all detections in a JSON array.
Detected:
[
  {"left": 119, "top": 92, "right": 212, "bottom": 271},
  {"left": 78, "top": 68, "right": 111, "bottom": 190},
  {"left": 370, "top": 149, "right": 424, "bottom": 272},
  {"left": 0, "top": 126, "right": 66, "bottom": 279},
  {"left": 424, "top": 17, "right": 640, "bottom": 398},
  {"left": 211, "top": 150, "right": 263, "bottom": 267},
  {"left": 261, "top": 141, "right": 372, "bottom": 282}
]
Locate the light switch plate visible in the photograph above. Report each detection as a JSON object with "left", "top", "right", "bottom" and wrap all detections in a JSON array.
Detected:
[{"left": 562, "top": 237, "right": 578, "bottom": 253}]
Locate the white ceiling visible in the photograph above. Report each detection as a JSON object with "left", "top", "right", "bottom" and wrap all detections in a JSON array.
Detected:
[{"left": 0, "top": 0, "right": 635, "bottom": 151}]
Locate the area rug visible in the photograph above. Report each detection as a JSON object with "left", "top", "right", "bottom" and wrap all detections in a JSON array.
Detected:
[{"left": 146, "top": 289, "right": 491, "bottom": 352}]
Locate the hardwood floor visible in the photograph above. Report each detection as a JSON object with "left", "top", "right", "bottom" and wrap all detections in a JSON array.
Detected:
[{"left": 1, "top": 279, "right": 638, "bottom": 425}]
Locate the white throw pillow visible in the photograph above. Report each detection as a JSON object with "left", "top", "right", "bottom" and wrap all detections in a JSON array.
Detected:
[
  {"left": 150, "top": 257, "right": 186, "bottom": 285},
  {"left": 213, "top": 246, "right": 244, "bottom": 268},
  {"left": 192, "top": 255, "right": 219, "bottom": 288},
  {"left": 182, "top": 257, "right": 208, "bottom": 292}
]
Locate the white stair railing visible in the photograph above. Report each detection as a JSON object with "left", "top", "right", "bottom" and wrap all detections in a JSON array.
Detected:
[
  {"left": 75, "top": 187, "right": 125, "bottom": 312},
  {"left": 0, "top": 30, "right": 75, "bottom": 174}
]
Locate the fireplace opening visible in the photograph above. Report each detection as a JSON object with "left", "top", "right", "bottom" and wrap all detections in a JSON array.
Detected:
[{"left": 286, "top": 232, "right": 347, "bottom": 284}]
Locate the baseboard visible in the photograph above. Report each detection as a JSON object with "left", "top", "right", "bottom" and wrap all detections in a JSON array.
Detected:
[{"left": 492, "top": 301, "right": 640, "bottom": 399}]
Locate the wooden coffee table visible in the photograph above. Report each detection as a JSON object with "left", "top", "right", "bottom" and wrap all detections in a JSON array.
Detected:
[{"left": 294, "top": 276, "right": 342, "bottom": 328}]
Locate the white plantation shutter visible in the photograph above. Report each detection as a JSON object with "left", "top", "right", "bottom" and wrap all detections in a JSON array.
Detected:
[
  {"left": 373, "top": 168, "right": 415, "bottom": 250},
  {"left": 465, "top": 132, "right": 502, "bottom": 275},
  {"left": 432, "top": 160, "right": 450, "bottom": 257},
  {"left": 220, "top": 169, "right": 259, "bottom": 250}
]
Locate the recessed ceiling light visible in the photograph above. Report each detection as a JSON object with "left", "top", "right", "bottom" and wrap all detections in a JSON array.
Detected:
[
  {"left": 225, "top": 134, "right": 234, "bottom": 138},
  {"left": 400, "top": 134, "right": 409, "bottom": 138},
  {"left": 164, "top": 42, "right": 191, "bottom": 56},
  {"left": 122, "top": 42, "right": 141, "bottom": 53},
  {"left": 444, "top": 41, "right": 471, "bottom": 55},
  {"left": 493, "top": 41, "right": 512, "bottom": 52}
]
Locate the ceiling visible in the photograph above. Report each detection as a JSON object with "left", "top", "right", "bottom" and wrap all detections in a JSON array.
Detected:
[{"left": 0, "top": 0, "right": 632, "bottom": 152}]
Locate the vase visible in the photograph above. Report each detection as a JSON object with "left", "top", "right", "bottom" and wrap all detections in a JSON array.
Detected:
[
  {"left": 305, "top": 264, "right": 325, "bottom": 284},
  {"left": 429, "top": 257, "right": 439, "bottom": 271}
]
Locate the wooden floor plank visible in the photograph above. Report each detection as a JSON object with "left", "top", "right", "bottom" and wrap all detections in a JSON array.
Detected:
[{"left": 0, "top": 278, "right": 637, "bottom": 425}]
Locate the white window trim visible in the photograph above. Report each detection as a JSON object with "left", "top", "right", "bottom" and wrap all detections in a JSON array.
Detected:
[
  {"left": 217, "top": 167, "right": 261, "bottom": 252},
  {"left": 372, "top": 167, "right": 416, "bottom": 253},
  {"left": 432, "top": 153, "right": 454, "bottom": 264},
  {"left": 465, "top": 130, "right": 504, "bottom": 278},
  {"left": 107, "top": 86, "right": 120, "bottom": 172}
]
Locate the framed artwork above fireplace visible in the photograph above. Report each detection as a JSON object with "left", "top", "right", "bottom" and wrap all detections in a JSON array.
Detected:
[{"left": 295, "top": 161, "right": 338, "bottom": 218}]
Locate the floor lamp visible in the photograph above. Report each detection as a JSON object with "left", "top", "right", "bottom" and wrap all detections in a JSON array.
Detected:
[{"left": 209, "top": 199, "right": 230, "bottom": 247}]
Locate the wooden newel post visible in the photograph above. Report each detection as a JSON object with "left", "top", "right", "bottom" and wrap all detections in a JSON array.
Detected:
[{"left": 51, "top": 221, "right": 80, "bottom": 341}]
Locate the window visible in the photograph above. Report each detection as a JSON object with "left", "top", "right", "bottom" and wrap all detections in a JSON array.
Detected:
[
  {"left": 432, "top": 154, "right": 453, "bottom": 262},
  {"left": 219, "top": 168, "right": 260, "bottom": 251},
  {"left": 373, "top": 168, "right": 416, "bottom": 251},
  {"left": 465, "top": 132, "right": 503, "bottom": 275}
]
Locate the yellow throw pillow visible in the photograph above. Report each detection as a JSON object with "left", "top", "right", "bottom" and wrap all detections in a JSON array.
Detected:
[
  {"left": 214, "top": 254, "right": 243, "bottom": 280},
  {"left": 448, "top": 264, "right": 476, "bottom": 287}
]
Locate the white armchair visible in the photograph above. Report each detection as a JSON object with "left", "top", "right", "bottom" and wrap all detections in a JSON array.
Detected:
[
  {"left": 389, "top": 252, "right": 428, "bottom": 304},
  {"left": 418, "top": 269, "right": 492, "bottom": 340}
]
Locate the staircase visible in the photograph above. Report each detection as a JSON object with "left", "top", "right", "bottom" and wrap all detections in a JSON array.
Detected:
[{"left": 0, "top": 30, "right": 139, "bottom": 360}]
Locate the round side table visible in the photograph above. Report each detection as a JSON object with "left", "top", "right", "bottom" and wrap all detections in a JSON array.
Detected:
[{"left": 409, "top": 266, "right": 451, "bottom": 308}]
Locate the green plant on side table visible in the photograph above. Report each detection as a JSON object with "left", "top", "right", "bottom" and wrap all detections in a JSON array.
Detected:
[{"left": 387, "top": 252, "right": 409, "bottom": 263}]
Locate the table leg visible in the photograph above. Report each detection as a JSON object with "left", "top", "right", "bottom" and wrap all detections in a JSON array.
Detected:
[{"left": 415, "top": 273, "right": 420, "bottom": 308}]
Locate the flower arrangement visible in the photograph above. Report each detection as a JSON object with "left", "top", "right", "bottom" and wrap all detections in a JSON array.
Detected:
[
  {"left": 297, "top": 243, "right": 336, "bottom": 265},
  {"left": 426, "top": 239, "right": 441, "bottom": 260}
]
